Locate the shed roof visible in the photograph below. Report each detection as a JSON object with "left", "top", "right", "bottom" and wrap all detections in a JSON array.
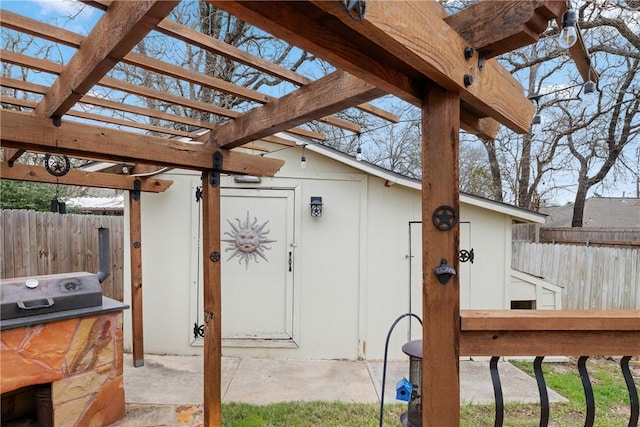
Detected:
[{"left": 301, "top": 137, "right": 546, "bottom": 224}]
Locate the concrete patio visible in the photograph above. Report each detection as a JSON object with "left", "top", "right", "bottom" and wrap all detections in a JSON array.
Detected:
[{"left": 115, "top": 353, "right": 567, "bottom": 426}]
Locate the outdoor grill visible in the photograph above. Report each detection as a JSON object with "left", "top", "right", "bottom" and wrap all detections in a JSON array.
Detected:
[
  {"left": 0, "top": 227, "right": 114, "bottom": 329},
  {"left": 1, "top": 272, "right": 103, "bottom": 322},
  {"left": 1, "top": 228, "right": 129, "bottom": 427}
]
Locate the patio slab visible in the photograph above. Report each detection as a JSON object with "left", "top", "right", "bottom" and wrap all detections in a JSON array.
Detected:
[{"left": 118, "top": 353, "right": 568, "bottom": 426}]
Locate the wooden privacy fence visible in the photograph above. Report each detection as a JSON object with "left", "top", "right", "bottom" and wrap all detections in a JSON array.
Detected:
[
  {"left": 513, "top": 224, "right": 640, "bottom": 248},
  {"left": 512, "top": 241, "right": 640, "bottom": 310},
  {"left": 1, "top": 209, "right": 124, "bottom": 301}
]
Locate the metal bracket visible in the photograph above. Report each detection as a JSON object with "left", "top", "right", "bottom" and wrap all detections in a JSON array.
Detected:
[
  {"left": 342, "top": 0, "right": 366, "bottom": 21},
  {"left": 478, "top": 52, "right": 485, "bottom": 71},
  {"left": 210, "top": 151, "right": 223, "bottom": 187},
  {"left": 52, "top": 115, "right": 62, "bottom": 127},
  {"left": 132, "top": 179, "right": 141, "bottom": 201}
]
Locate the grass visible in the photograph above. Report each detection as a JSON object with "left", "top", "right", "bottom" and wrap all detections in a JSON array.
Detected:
[
  {"left": 220, "top": 357, "right": 638, "bottom": 426},
  {"left": 222, "top": 401, "right": 406, "bottom": 427}
]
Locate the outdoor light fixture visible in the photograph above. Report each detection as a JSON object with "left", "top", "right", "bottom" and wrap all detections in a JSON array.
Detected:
[
  {"left": 355, "top": 133, "right": 363, "bottom": 161},
  {"left": 310, "top": 196, "right": 323, "bottom": 217},
  {"left": 529, "top": 94, "right": 543, "bottom": 130},
  {"left": 582, "top": 80, "right": 597, "bottom": 105},
  {"left": 558, "top": 2, "right": 578, "bottom": 49},
  {"left": 581, "top": 56, "right": 597, "bottom": 106},
  {"left": 122, "top": 163, "right": 129, "bottom": 174},
  {"left": 233, "top": 175, "right": 262, "bottom": 184},
  {"left": 532, "top": 113, "right": 542, "bottom": 126},
  {"left": 300, "top": 144, "right": 307, "bottom": 169}
]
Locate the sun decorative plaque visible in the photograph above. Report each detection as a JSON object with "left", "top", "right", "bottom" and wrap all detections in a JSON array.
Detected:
[{"left": 223, "top": 211, "right": 276, "bottom": 269}]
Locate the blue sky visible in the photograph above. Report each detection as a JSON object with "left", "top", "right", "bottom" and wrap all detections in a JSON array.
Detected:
[{"left": 2, "top": 0, "right": 99, "bottom": 34}]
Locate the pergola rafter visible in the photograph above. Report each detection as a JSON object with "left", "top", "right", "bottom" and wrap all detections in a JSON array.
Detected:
[{"left": 32, "top": 1, "right": 181, "bottom": 119}]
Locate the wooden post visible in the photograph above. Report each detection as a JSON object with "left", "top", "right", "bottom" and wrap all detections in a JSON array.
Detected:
[
  {"left": 129, "top": 188, "right": 144, "bottom": 367},
  {"left": 421, "top": 84, "right": 461, "bottom": 426},
  {"left": 201, "top": 172, "right": 222, "bottom": 426}
]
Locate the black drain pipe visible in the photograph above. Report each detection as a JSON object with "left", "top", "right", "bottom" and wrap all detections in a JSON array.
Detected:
[{"left": 96, "top": 227, "right": 111, "bottom": 283}]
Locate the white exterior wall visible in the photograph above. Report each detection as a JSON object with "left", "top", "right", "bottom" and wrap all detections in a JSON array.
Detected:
[
  {"left": 123, "top": 145, "right": 544, "bottom": 361},
  {"left": 123, "top": 170, "right": 201, "bottom": 355},
  {"left": 509, "top": 270, "right": 563, "bottom": 310}
]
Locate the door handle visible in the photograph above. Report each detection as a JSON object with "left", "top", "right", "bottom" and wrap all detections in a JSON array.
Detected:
[{"left": 288, "top": 251, "right": 292, "bottom": 272}]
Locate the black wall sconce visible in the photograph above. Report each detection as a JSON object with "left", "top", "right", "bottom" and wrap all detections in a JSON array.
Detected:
[{"left": 310, "top": 196, "right": 323, "bottom": 217}]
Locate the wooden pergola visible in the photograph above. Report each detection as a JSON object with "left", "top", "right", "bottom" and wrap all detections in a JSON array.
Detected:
[{"left": 1, "top": 2, "right": 636, "bottom": 426}]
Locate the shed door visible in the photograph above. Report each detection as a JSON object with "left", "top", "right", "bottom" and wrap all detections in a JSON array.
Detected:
[
  {"left": 193, "top": 188, "right": 296, "bottom": 345},
  {"left": 409, "top": 222, "right": 471, "bottom": 340}
]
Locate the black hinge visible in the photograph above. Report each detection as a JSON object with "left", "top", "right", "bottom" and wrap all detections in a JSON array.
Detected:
[
  {"left": 193, "top": 322, "right": 204, "bottom": 339},
  {"left": 459, "top": 248, "right": 474, "bottom": 263}
]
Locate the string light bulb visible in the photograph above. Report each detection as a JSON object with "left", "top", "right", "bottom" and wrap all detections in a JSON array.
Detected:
[
  {"left": 354, "top": 132, "right": 363, "bottom": 161},
  {"left": 582, "top": 56, "right": 597, "bottom": 106},
  {"left": 558, "top": 2, "right": 578, "bottom": 49},
  {"left": 300, "top": 144, "right": 307, "bottom": 169},
  {"left": 529, "top": 95, "right": 542, "bottom": 132}
]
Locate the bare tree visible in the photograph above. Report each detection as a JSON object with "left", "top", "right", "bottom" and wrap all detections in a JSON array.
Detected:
[
  {"left": 563, "top": 57, "right": 640, "bottom": 225},
  {"left": 486, "top": 0, "right": 640, "bottom": 224},
  {"left": 110, "top": 1, "right": 319, "bottom": 129}
]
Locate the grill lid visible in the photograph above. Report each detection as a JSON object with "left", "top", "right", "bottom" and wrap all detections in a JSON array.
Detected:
[{"left": 0, "top": 272, "right": 103, "bottom": 320}]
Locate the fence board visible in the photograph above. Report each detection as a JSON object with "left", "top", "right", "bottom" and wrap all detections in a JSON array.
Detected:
[
  {"left": 514, "top": 224, "right": 640, "bottom": 248},
  {"left": 513, "top": 241, "right": 640, "bottom": 310},
  {"left": 1, "top": 209, "right": 124, "bottom": 301}
]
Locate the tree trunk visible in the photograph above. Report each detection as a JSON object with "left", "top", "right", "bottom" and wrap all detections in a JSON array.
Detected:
[
  {"left": 517, "top": 133, "right": 532, "bottom": 208},
  {"left": 571, "top": 181, "right": 589, "bottom": 227},
  {"left": 482, "top": 138, "right": 504, "bottom": 202}
]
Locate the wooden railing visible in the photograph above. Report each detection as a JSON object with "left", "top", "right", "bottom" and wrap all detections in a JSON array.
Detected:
[{"left": 460, "top": 310, "right": 639, "bottom": 427}]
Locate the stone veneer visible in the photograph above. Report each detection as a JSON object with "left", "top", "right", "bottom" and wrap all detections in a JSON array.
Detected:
[{"left": 1, "top": 312, "right": 125, "bottom": 426}]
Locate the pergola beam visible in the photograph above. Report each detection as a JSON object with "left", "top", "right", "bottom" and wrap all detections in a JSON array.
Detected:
[
  {"left": 0, "top": 161, "right": 173, "bottom": 193},
  {"left": 444, "top": 0, "right": 565, "bottom": 59},
  {"left": 210, "top": 70, "right": 382, "bottom": 149},
  {"left": 208, "top": 0, "right": 536, "bottom": 134},
  {"left": 0, "top": 110, "right": 284, "bottom": 177},
  {"left": 33, "top": 1, "right": 179, "bottom": 119}
]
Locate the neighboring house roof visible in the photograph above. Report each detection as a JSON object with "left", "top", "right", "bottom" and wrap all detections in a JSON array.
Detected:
[
  {"left": 542, "top": 197, "right": 640, "bottom": 228},
  {"left": 66, "top": 195, "right": 125, "bottom": 210}
]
